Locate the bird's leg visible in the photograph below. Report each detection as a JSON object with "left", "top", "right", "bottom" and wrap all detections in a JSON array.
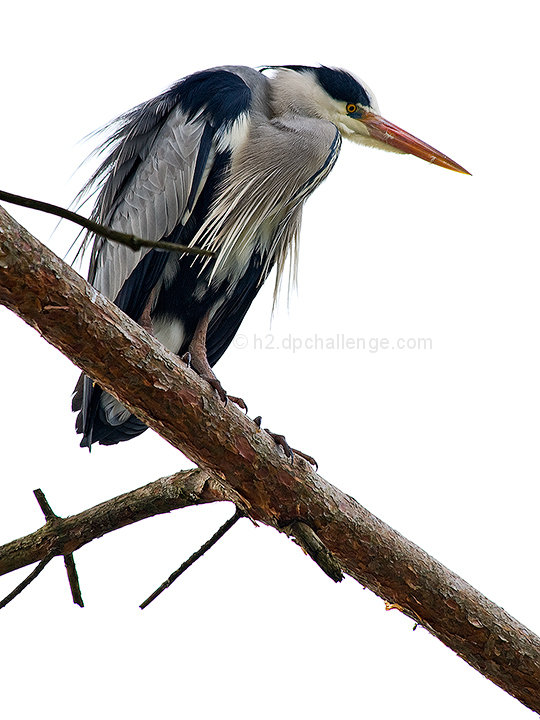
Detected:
[
  {"left": 188, "top": 312, "right": 226, "bottom": 401},
  {"left": 253, "top": 416, "right": 318, "bottom": 469},
  {"left": 139, "top": 285, "right": 160, "bottom": 335},
  {"left": 187, "top": 312, "right": 247, "bottom": 410}
]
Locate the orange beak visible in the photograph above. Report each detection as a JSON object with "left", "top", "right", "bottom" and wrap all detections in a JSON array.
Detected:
[{"left": 362, "top": 111, "right": 471, "bottom": 175}]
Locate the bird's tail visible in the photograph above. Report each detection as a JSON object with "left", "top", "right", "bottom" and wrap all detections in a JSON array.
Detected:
[{"left": 72, "top": 373, "right": 148, "bottom": 448}]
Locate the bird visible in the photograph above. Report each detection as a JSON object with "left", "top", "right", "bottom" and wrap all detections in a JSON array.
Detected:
[{"left": 72, "top": 64, "right": 468, "bottom": 451}]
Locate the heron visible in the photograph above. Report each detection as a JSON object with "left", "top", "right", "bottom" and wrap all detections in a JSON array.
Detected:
[{"left": 72, "top": 64, "right": 468, "bottom": 453}]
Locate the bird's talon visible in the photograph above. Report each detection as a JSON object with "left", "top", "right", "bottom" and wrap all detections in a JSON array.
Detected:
[
  {"left": 290, "top": 447, "right": 318, "bottom": 470},
  {"left": 181, "top": 351, "right": 192, "bottom": 369},
  {"left": 266, "top": 430, "right": 294, "bottom": 462},
  {"left": 202, "top": 375, "right": 227, "bottom": 403},
  {"left": 265, "top": 428, "right": 317, "bottom": 468},
  {"left": 228, "top": 395, "right": 248, "bottom": 412},
  {"left": 253, "top": 415, "right": 262, "bottom": 428}
]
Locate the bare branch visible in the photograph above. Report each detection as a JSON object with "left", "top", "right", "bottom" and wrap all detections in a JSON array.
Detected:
[
  {"left": 34, "top": 488, "right": 85, "bottom": 606},
  {"left": 0, "top": 189, "right": 214, "bottom": 258},
  {"left": 139, "top": 508, "right": 243, "bottom": 610},
  {"left": 63, "top": 554, "right": 84, "bottom": 608},
  {"left": 1, "top": 205, "right": 540, "bottom": 713},
  {"left": 284, "top": 521, "right": 344, "bottom": 583},
  {"left": 0, "top": 470, "right": 230, "bottom": 577},
  {"left": 34, "top": 488, "right": 58, "bottom": 522},
  {"left": 0, "top": 552, "right": 56, "bottom": 610}
]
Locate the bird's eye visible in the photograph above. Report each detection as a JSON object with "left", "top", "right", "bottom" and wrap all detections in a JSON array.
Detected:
[{"left": 346, "top": 103, "right": 358, "bottom": 115}]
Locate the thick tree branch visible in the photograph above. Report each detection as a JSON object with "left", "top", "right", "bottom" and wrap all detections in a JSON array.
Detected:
[{"left": 1, "top": 205, "right": 539, "bottom": 713}]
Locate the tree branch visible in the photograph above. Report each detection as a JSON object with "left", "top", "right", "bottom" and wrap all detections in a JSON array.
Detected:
[
  {"left": 0, "top": 552, "right": 56, "bottom": 610},
  {"left": 139, "top": 507, "right": 244, "bottom": 610},
  {"left": 63, "top": 553, "right": 84, "bottom": 608},
  {"left": 32, "top": 488, "right": 85, "bottom": 607},
  {"left": 0, "top": 189, "right": 214, "bottom": 257},
  {"left": 0, "top": 469, "right": 229, "bottom": 577},
  {"left": 1, "top": 205, "right": 539, "bottom": 713}
]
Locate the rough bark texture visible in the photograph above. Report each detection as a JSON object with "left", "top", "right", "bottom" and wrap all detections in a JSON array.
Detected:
[
  {"left": 1, "top": 205, "right": 539, "bottom": 713},
  {"left": 0, "top": 469, "right": 226, "bottom": 576}
]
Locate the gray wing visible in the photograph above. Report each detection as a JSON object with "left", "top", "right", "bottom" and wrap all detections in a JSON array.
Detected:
[
  {"left": 73, "top": 110, "right": 213, "bottom": 444},
  {"left": 87, "top": 106, "right": 212, "bottom": 301},
  {"left": 73, "top": 66, "right": 260, "bottom": 447}
]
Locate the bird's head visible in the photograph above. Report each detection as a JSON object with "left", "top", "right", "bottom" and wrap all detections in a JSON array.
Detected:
[{"left": 269, "top": 65, "right": 470, "bottom": 174}]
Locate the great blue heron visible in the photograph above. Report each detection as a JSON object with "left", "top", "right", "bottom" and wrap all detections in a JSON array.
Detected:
[{"left": 73, "top": 64, "right": 468, "bottom": 451}]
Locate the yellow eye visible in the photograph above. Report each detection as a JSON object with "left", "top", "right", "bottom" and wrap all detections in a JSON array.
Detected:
[{"left": 346, "top": 103, "right": 357, "bottom": 114}]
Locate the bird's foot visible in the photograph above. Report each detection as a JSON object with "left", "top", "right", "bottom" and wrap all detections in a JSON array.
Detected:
[
  {"left": 288, "top": 446, "right": 318, "bottom": 469},
  {"left": 201, "top": 378, "right": 247, "bottom": 411},
  {"left": 183, "top": 313, "right": 247, "bottom": 410},
  {"left": 181, "top": 352, "right": 247, "bottom": 410},
  {"left": 227, "top": 395, "right": 248, "bottom": 412},
  {"left": 200, "top": 373, "right": 228, "bottom": 404},
  {"left": 254, "top": 416, "right": 318, "bottom": 469},
  {"left": 181, "top": 350, "right": 225, "bottom": 399}
]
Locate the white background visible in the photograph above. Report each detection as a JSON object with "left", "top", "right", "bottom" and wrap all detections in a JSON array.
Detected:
[{"left": 1, "top": 1, "right": 538, "bottom": 718}]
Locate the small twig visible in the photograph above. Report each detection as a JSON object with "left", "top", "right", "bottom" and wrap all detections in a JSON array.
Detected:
[
  {"left": 0, "top": 189, "right": 214, "bottom": 258},
  {"left": 140, "top": 508, "right": 243, "bottom": 610},
  {"left": 286, "top": 521, "right": 344, "bottom": 583},
  {"left": 0, "top": 552, "right": 56, "bottom": 609},
  {"left": 64, "top": 554, "right": 84, "bottom": 607},
  {"left": 33, "top": 488, "right": 58, "bottom": 522},
  {"left": 34, "top": 488, "right": 84, "bottom": 607}
]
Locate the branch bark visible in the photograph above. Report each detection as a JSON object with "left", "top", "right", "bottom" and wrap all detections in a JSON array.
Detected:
[
  {"left": 0, "top": 469, "right": 229, "bottom": 577},
  {"left": 1, "top": 205, "right": 539, "bottom": 713}
]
